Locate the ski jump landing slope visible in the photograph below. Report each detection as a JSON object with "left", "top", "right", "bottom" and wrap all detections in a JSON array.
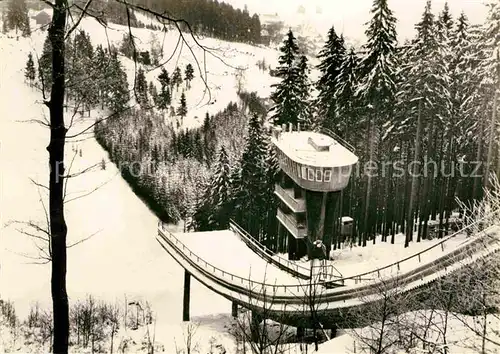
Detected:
[{"left": 156, "top": 221, "right": 500, "bottom": 328}]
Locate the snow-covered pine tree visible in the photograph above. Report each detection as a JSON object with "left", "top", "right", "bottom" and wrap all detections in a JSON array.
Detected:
[
  {"left": 93, "top": 44, "right": 108, "bottom": 107},
  {"left": 6, "top": 0, "right": 30, "bottom": 36},
  {"left": 357, "top": 0, "right": 398, "bottom": 246},
  {"left": 184, "top": 63, "right": 194, "bottom": 89},
  {"left": 400, "top": 0, "right": 451, "bottom": 245},
  {"left": 262, "top": 135, "right": 280, "bottom": 249},
  {"left": 25, "top": 52, "right": 36, "bottom": 86},
  {"left": 38, "top": 34, "right": 52, "bottom": 96},
  {"left": 269, "top": 29, "right": 303, "bottom": 126},
  {"left": 207, "top": 146, "right": 232, "bottom": 229},
  {"left": 157, "top": 67, "right": 171, "bottom": 109},
  {"left": 104, "top": 51, "right": 130, "bottom": 113},
  {"left": 475, "top": 1, "right": 500, "bottom": 191},
  {"left": 135, "top": 67, "right": 148, "bottom": 107},
  {"left": 72, "top": 30, "right": 97, "bottom": 114},
  {"left": 335, "top": 48, "right": 360, "bottom": 140},
  {"left": 148, "top": 81, "right": 158, "bottom": 106},
  {"left": 236, "top": 113, "right": 268, "bottom": 239},
  {"left": 296, "top": 54, "right": 312, "bottom": 128},
  {"left": 316, "top": 26, "right": 346, "bottom": 131},
  {"left": 177, "top": 92, "right": 187, "bottom": 118},
  {"left": 1, "top": 12, "right": 7, "bottom": 34},
  {"left": 172, "top": 67, "right": 183, "bottom": 92}
]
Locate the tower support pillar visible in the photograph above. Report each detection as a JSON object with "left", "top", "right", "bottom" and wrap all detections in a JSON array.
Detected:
[{"left": 183, "top": 270, "right": 191, "bottom": 321}]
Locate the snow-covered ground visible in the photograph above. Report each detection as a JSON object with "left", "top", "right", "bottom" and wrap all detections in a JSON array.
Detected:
[{"left": 1, "top": 11, "right": 498, "bottom": 354}]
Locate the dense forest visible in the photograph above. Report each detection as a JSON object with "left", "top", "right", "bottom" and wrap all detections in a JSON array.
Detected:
[
  {"left": 22, "top": 0, "right": 500, "bottom": 252},
  {"left": 189, "top": 0, "right": 500, "bottom": 250},
  {"left": 130, "top": 0, "right": 262, "bottom": 43},
  {"left": 71, "top": 0, "right": 262, "bottom": 44}
]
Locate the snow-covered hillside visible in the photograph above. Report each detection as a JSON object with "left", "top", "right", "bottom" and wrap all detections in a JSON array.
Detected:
[{"left": 0, "top": 24, "right": 235, "bottom": 352}]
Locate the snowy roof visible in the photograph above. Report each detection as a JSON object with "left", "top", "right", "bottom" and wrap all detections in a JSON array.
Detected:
[
  {"left": 341, "top": 216, "right": 353, "bottom": 223},
  {"left": 273, "top": 131, "right": 358, "bottom": 168}
]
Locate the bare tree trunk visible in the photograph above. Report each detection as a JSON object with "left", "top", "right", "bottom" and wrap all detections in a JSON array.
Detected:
[
  {"left": 406, "top": 100, "right": 423, "bottom": 247},
  {"left": 47, "top": 1, "right": 69, "bottom": 352}
]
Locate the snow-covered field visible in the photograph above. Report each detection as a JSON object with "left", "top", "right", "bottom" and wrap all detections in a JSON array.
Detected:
[{"left": 1, "top": 12, "right": 498, "bottom": 353}]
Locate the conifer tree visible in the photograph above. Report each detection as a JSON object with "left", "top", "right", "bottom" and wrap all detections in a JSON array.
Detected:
[
  {"left": 172, "top": 67, "right": 183, "bottom": 92},
  {"left": 104, "top": 51, "right": 130, "bottom": 113},
  {"left": 149, "top": 81, "right": 158, "bottom": 105},
  {"left": 184, "top": 63, "right": 194, "bottom": 89},
  {"left": 207, "top": 146, "right": 232, "bottom": 229},
  {"left": 335, "top": 48, "right": 361, "bottom": 139},
  {"left": 357, "top": 0, "right": 398, "bottom": 246},
  {"left": 316, "top": 26, "right": 346, "bottom": 131},
  {"left": 262, "top": 136, "right": 279, "bottom": 248},
  {"left": 296, "top": 55, "right": 312, "bottom": 126},
  {"left": 93, "top": 44, "right": 108, "bottom": 106},
  {"left": 235, "top": 113, "right": 268, "bottom": 239},
  {"left": 38, "top": 34, "right": 53, "bottom": 96},
  {"left": 2, "top": 12, "right": 7, "bottom": 34},
  {"left": 269, "top": 29, "right": 303, "bottom": 126},
  {"left": 177, "top": 91, "right": 187, "bottom": 118},
  {"left": 6, "top": 0, "right": 30, "bottom": 36},
  {"left": 72, "top": 30, "right": 96, "bottom": 114},
  {"left": 157, "top": 67, "right": 171, "bottom": 109},
  {"left": 25, "top": 52, "right": 36, "bottom": 86},
  {"left": 135, "top": 67, "right": 148, "bottom": 107}
]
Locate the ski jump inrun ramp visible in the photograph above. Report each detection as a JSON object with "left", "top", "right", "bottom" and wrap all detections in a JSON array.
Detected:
[{"left": 156, "top": 219, "right": 500, "bottom": 328}]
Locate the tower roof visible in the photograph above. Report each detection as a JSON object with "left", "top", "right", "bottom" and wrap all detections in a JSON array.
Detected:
[{"left": 272, "top": 131, "right": 358, "bottom": 168}]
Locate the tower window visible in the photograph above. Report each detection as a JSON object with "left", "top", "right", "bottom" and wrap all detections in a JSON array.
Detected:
[
  {"left": 301, "top": 166, "right": 307, "bottom": 179},
  {"left": 308, "top": 168, "right": 315, "bottom": 181},
  {"left": 324, "top": 169, "right": 332, "bottom": 182},
  {"left": 315, "top": 169, "right": 322, "bottom": 182}
]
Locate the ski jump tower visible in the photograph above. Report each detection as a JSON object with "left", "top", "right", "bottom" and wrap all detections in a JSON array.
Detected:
[{"left": 271, "top": 124, "right": 358, "bottom": 261}]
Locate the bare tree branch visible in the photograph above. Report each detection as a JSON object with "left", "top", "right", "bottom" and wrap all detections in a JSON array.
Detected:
[{"left": 65, "top": 0, "right": 94, "bottom": 39}]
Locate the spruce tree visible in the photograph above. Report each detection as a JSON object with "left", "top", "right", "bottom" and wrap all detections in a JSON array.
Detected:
[
  {"left": 269, "top": 29, "right": 303, "bottom": 126},
  {"left": 104, "top": 51, "right": 130, "bottom": 113},
  {"left": 335, "top": 48, "right": 361, "bottom": 139},
  {"left": 296, "top": 55, "right": 312, "bottom": 127},
  {"left": 157, "top": 67, "right": 171, "bottom": 109},
  {"left": 135, "top": 67, "right": 148, "bottom": 107},
  {"left": 185, "top": 63, "right": 194, "bottom": 89},
  {"left": 207, "top": 146, "right": 232, "bottom": 229},
  {"left": 6, "top": 0, "right": 30, "bottom": 36},
  {"left": 177, "top": 92, "right": 187, "bottom": 118},
  {"left": 93, "top": 44, "right": 108, "bottom": 106},
  {"left": 172, "top": 67, "right": 183, "bottom": 92},
  {"left": 236, "top": 113, "right": 268, "bottom": 239},
  {"left": 25, "top": 52, "right": 36, "bottom": 85},
  {"left": 38, "top": 34, "right": 53, "bottom": 96},
  {"left": 72, "top": 30, "right": 96, "bottom": 114},
  {"left": 316, "top": 26, "right": 346, "bottom": 131},
  {"left": 149, "top": 81, "right": 158, "bottom": 105},
  {"left": 358, "top": 0, "right": 398, "bottom": 246}
]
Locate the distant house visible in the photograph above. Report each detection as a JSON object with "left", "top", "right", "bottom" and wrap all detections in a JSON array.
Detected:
[{"left": 32, "top": 10, "right": 51, "bottom": 26}]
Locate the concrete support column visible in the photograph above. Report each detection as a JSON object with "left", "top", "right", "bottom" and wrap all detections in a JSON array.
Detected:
[
  {"left": 250, "top": 311, "right": 262, "bottom": 342},
  {"left": 297, "top": 326, "right": 305, "bottom": 341},
  {"left": 183, "top": 270, "right": 191, "bottom": 321},
  {"left": 287, "top": 233, "right": 296, "bottom": 260},
  {"left": 231, "top": 302, "right": 238, "bottom": 318},
  {"left": 330, "top": 326, "right": 337, "bottom": 338}
]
